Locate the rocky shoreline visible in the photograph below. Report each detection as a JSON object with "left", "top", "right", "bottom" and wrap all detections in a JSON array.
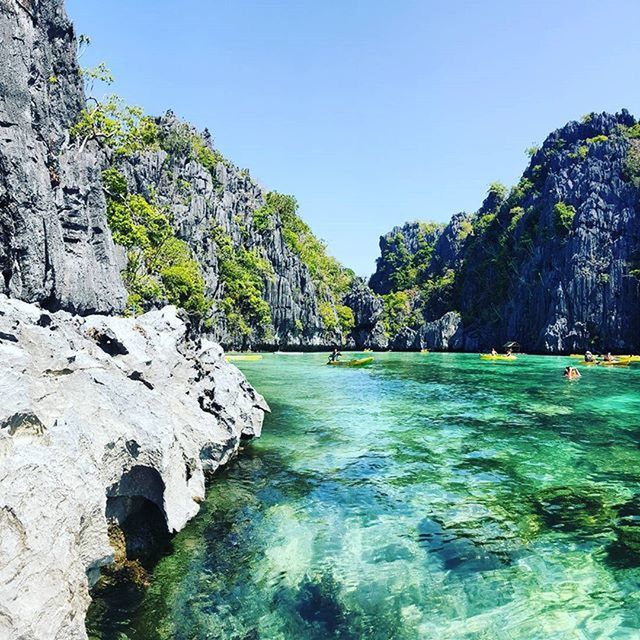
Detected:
[{"left": 0, "top": 296, "right": 267, "bottom": 639}]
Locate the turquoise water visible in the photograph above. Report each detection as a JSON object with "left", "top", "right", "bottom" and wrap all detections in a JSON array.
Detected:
[{"left": 88, "top": 353, "right": 640, "bottom": 639}]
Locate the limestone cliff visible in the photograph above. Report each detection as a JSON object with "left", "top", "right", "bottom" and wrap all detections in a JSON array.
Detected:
[
  {"left": 0, "top": 0, "right": 365, "bottom": 350},
  {"left": 0, "top": 295, "right": 267, "bottom": 640},
  {"left": 113, "top": 114, "right": 356, "bottom": 350},
  {"left": 370, "top": 111, "right": 640, "bottom": 353},
  {"left": 0, "top": 0, "right": 125, "bottom": 313}
]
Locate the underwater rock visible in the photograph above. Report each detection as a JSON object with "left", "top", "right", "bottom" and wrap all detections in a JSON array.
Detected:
[
  {"left": 416, "top": 517, "right": 506, "bottom": 572},
  {"left": 532, "top": 486, "right": 613, "bottom": 533},
  {"left": 613, "top": 495, "right": 640, "bottom": 555}
]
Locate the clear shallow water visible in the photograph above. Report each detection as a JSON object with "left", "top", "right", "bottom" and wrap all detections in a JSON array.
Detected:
[{"left": 87, "top": 353, "right": 640, "bottom": 639}]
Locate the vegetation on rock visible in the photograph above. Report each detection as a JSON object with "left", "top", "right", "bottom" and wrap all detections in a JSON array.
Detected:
[
  {"left": 554, "top": 202, "right": 576, "bottom": 233},
  {"left": 263, "top": 192, "right": 355, "bottom": 299},
  {"left": 371, "top": 110, "right": 640, "bottom": 351},
  {"left": 210, "top": 225, "right": 273, "bottom": 337},
  {"left": 102, "top": 168, "right": 210, "bottom": 318}
]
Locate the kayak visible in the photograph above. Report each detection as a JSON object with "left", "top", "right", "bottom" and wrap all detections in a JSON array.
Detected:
[
  {"left": 420, "top": 349, "right": 430, "bottom": 353},
  {"left": 571, "top": 353, "right": 636, "bottom": 361},
  {"left": 479, "top": 354, "right": 517, "bottom": 361},
  {"left": 327, "top": 357, "right": 374, "bottom": 367},
  {"left": 363, "top": 348, "right": 373, "bottom": 352},
  {"left": 581, "top": 359, "right": 630, "bottom": 367},
  {"left": 225, "top": 354, "right": 263, "bottom": 362}
]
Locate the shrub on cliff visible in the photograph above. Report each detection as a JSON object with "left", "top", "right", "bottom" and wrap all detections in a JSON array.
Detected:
[
  {"left": 157, "top": 120, "right": 227, "bottom": 182},
  {"left": 70, "top": 93, "right": 159, "bottom": 156},
  {"left": 381, "top": 290, "right": 421, "bottom": 336},
  {"left": 622, "top": 140, "right": 640, "bottom": 188},
  {"left": 210, "top": 225, "right": 273, "bottom": 337},
  {"left": 318, "top": 301, "right": 339, "bottom": 332},
  {"left": 336, "top": 305, "right": 356, "bottom": 334},
  {"left": 102, "top": 168, "right": 210, "bottom": 318},
  {"left": 554, "top": 202, "right": 576, "bottom": 233},
  {"left": 256, "top": 191, "right": 355, "bottom": 299}
]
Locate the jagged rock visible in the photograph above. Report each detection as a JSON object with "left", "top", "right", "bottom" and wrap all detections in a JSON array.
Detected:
[
  {"left": 369, "top": 222, "right": 444, "bottom": 296},
  {"left": 419, "top": 311, "right": 464, "bottom": 350},
  {"left": 0, "top": 0, "right": 126, "bottom": 314},
  {"left": 0, "top": 295, "right": 267, "bottom": 640},
  {"left": 0, "top": 0, "right": 368, "bottom": 349},
  {"left": 343, "top": 278, "right": 388, "bottom": 349},
  {"left": 115, "top": 114, "right": 342, "bottom": 350},
  {"left": 370, "top": 111, "right": 640, "bottom": 353},
  {"left": 390, "top": 326, "right": 419, "bottom": 351}
]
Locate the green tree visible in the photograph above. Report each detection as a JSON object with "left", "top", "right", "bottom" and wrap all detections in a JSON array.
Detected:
[{"left": 71, "top": 95, "right": 159, "bottom": 155}]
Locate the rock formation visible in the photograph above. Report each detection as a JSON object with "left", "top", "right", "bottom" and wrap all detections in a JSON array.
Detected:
[
  {"left": 0, "top": 0, "right": 126, "bottom": 314},
  {"left": 0, "top": 295, "right": 267, "bottom": 639},
  {"left": 0, "top": 0, "right": 364, "bottom": 350},
  {"left": 113, "top": 113, "right": 349, "bottom": 350},
  {"left": 343, "top": 277, "right": 388, "bottom": 350},
  {"left": 370, "top": 111, "right": 640, "bottom": 353}
]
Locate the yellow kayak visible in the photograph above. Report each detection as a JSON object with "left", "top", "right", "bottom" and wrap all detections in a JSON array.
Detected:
[
  {"left": 225, "top": 354, "right": 263, "bottom": 362},
  {"left": 479, "top": 354, "right": 517, "bottom": 361},
  {"left": 420, "top": 349, "right": 430, "bottom": 353},
  {"left": 581, "top": 359, "right": 630, "bottom": 367},
  {"left": 363, "top": 348, "right": 373, "bottom": 352},
  {"left": 327, "top": 357, "right": 374, "bottom": 367},
  {"left": 572, "top": 353, "right": 637, "bottom": 361}
]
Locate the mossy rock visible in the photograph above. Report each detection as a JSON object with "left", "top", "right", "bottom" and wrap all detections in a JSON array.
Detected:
[
  {"left": 614, "top": 495, "right": 640, "bottom": 554},
  {"left": 92, "top": 524, "right": 150, "bottom": 595},
  {"left": 616, "top": 521, "right": 640, "bottom": 554},
  {"left": 532, "top": 486, "right": 613, "bottom": 533}
]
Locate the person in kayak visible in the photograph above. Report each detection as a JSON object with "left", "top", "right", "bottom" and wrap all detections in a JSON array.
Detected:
[
  {"left": 328, "top": 347, "right": 342, "bottom": 363},
  {"left": 584, "top": 351, "right": 595, "bottom": 362},
  {"left": 604, "top": 352, "right": 613, "bottom": 362},
  {"left": 491, "top": 348, "right": 498, "bottom": 356},
  {"left": 505, "top": 348, "right": 513, "bottom": 357},
  {"left": 564, "top": 366, "right": 581, "bottom": 379}
]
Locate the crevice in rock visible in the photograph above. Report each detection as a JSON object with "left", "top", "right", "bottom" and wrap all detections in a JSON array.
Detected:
[
  {"left": 43, "top": 367, "right": 74, "bottom": 376},
  {"left": 87, "top": 327, "right": 129, "bottom": 356},
  {"left": 37, "top": 313, "right": 52, "bottom": 327},
  {"left": 92, "top": 471, "right": 173, "bottom": 608},
  {"left": 105, "top": 496, "right": 170, "bottom": 564},
  {"left": 127, "top": 370, "right": 154, "bottom": 390},
  {"left": 106, "top": 466, "right": 165, "bottom": 520}
]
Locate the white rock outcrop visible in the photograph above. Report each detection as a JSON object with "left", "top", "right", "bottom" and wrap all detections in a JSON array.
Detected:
[{"left": 0, "top": 295, "right": 268, "bottom": 640}]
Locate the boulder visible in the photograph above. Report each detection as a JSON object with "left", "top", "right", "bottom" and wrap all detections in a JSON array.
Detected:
[{"left": 0, "top": 295, "right": 267, "bottom": 639}]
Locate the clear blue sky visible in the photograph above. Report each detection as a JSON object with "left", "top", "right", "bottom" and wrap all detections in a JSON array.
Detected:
[{"left": 66, "top": 0, "right": 640, "bottom": 277}]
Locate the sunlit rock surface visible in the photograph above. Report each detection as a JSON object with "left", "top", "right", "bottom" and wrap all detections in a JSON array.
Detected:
[
  {"left": 0, "top": 296, "right": 267, "bottom": 639},
  {"left": 0, "top": 0, "right": 126, "bottom": 314}
]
